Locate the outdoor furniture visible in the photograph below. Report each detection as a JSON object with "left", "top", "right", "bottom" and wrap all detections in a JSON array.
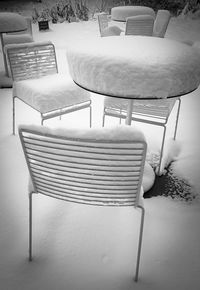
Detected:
[
  {"left": 66, "top": 36, "right": 200, "bottom": 175},
  {"left": 97, "top": 13, "right": 123, "bottom": 37},
  {"left": 153, "top": 10, "right": 171, "bottom": 38},
  {"left": 125, "top": 14, "right": 155, "bottom": 36},
  {"left": 0, "top": 12, "right": 32, "bottom": 77},
  {"left": 111, "top": 6, "right": 155, "bottom": 22},
  {"left": 5, "top": 41, "right": 92, "bottom": 134},
  {"left": 103, "top": 98, "right": 181, "bottom": 175},
  {"left": 2, "top": 16, "right": 33, "bottom": 45},
  {"left": 19, "top": 124, "right": 147, "bottom": 282}
]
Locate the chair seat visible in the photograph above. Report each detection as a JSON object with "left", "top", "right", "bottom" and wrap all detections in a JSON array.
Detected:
[
  {"left": 104, "top": 97, "right": 176, "bottom": 121},
  {"left": 3, "top": 34, "right": 33, "bottom": 46},
  {"left": 101, "top": 26, "right": 123, "bottom": 37},
  {"left": 13, "top": 73, "right": 91, "bottom": 114}
]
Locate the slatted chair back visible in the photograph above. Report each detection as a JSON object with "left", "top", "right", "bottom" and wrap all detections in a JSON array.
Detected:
[
  {"left": 153, "top": 10, "right": 171, "bottom": 38},
  {"left": 125, "top": 14, "right": 154, "bottom": 36},
  {"left": 97, "top": 13, "right": 109, "bottom": 36},
  {"left": 19, "top": 125, "right": 147, "bottom": 207},
  {"left": 6, "top": 41, "right": 58, "bottom": 81}
]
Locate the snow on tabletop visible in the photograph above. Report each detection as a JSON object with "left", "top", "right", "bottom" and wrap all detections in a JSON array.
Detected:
[
  {"left": 66, "top": 36, "right": 200, "bottom": 99},
  {"left": 0, "top": 12, "right": 27, "bottom": 33},
  {"left": 111, "top": 6, "right": 156, "bottom": 21}
]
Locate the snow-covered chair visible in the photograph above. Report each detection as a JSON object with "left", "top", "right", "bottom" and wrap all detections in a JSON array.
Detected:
[
  {"left": 153, "top": 10, "right": 171, "bottom": 38},
  {"left": 103, "top": 98, "right": 181, "bottom": 175},
  {"left": 125, "top": 14, "right": 155, "bottom": 36},
  {"left": 97, "top": 13, "right": 123, "bottom": 37},
  {"left": 5, "top": 41, "right": 92, "bottom": 134},
  {"left": 3, "top": 16, "right": 33, "bottom": 45},
  {"left": 19, "top": 124, "right": 147, "bottom": 282}
]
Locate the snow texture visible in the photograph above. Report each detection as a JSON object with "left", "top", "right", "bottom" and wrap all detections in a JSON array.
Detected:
[
  {"left": 13, "top": 74, "right": 90, "bottom": 113},
  {"left": 0, "top": 12, "right": 27, "bottom": 33},
  {"left": 111, "top": 6, "right": 156, "bottom": 21},
  {"left": 66, "top": 36, "right": 200, "bottom": 99}
]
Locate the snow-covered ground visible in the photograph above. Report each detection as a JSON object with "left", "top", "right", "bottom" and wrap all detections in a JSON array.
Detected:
[{"left": 0, "top": 16, "right": 200, "bottom": 290}]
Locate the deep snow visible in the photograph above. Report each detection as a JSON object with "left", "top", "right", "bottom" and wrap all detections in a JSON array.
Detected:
[{"left": 0, "top": 15, "right": 200, "bottom": 290}]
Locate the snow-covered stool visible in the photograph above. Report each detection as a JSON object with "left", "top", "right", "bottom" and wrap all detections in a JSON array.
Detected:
[
  {"left": 111, "top": 6, "right": 156, "bottom": 22},
  {"left": 19, "top": 124, "right": 149, "bottom": 282},
  {"left": 5, "top": 41, "right": 92, "bottom": 134}
]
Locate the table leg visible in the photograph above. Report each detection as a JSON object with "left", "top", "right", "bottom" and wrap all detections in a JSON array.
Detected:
[{"left": 125, "top": 99, "right": 134, "bottom": 125}]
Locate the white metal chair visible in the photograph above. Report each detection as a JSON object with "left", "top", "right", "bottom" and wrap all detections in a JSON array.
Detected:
[
  {"left": 19, "top": 124, "right": 147, "bottom": 282},
  {"left": 102, "top": 98, "right": 181, "bottom": 175},
  {"left": 125, "top": 14, "right": 155, "bottom": 36},
  {"left": 153, "top": 10, "right": 171, "bottom": 38},
  {"left": 97, "top": 13, "right": 123, "bottom": 37},
  {"left": 5, "top": 41, "right": 92, "bottom": 134}
]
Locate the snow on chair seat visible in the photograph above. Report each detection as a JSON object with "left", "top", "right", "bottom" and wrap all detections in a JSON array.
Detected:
[
  {"left": 19, "top": 124, "right": 147, "bottom": 282},
  {"left": 5, "top": 41, "right": 92, "bottom": 134},
  {"left": 97, "top": 13, "right": 123, "bottom": 37}
]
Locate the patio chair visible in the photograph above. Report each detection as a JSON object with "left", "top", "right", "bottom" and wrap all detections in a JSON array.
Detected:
[
  {"left": 19, "top": 124, "right": 147, "bottom": 282},
  {"left": 5, "top": 41, "right": 92, "bottom": 134},
  {"left": 2, "top": 16, "right": 33, "bottom": 45},
  {"left": 125, "top": 14, "right": 155, "bottom": 36},
  {"left": 97, "top": 13, "right": 123, "bottom": 37},
  {"left": 153, "top": 10, "right": 171, "bottom": 38},
  {"left": 102, "top": 98, "right": 181, "bottom": 175}
]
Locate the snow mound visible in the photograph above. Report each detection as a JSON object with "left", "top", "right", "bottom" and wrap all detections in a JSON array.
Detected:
[
  {"left": 66, "top": 36, "right": 200, "bottom": 99},
  {"left": 0, "top": 12, "right": 27, "bottom": 33}
]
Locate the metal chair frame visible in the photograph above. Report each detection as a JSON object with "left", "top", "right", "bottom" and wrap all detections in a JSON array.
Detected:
[
  {"left": 19, "top": 125, "right": 147, "bottom": 282},
  {"left": 97, "top": 13, "right": 122, "bottom": 37},
  {"left": 153, "top": 10, "right": 171, "bottom": 38},
  {"left": 6, "top": 41, "right": 92, "bottom": 134},
  {"left": 103, "top": 98, "right": 181, "bottom": 175},
  {"left": 125, "top": 14, "right": 155, "bottom": 36}
]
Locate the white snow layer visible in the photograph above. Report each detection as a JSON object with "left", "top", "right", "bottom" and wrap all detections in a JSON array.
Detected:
[
  {"left": 0, "top": 16, "right": 200, "bottom": 290},
  {"left": 66, "top": 36, "right": 200, "bottom": 99},
  {"left": 0, "top": 12, "right": 27, "bottom": 33}
]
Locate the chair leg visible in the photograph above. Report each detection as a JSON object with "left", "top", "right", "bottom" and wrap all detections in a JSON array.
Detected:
[
  {"left": 89, "top": 105, "right": 92, "bottom": 128},
  {"left": 29, "top": 192, "right": 33, "bottom": 261},
  {"left": 12, "top": 96, "right": 16, "bottom": 135},
  {"left": 157, "top": 125, "right": 167, "bottom": 175},
  {"left": 135, "top": 206, "right": 145, "bottom": 282},
  {"left": 173, "top": 98, "right": 181, "bottom": 140},
  {"left": 102, "top": 109, "right": 106, "bottom": 127}
]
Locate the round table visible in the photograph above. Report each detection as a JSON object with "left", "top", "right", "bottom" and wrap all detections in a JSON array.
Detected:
[
  {"left": 0, "top": 12, "right": 28, "bottom": 76},
  {"left": 111, "top": 6, "right": 156, "bottom": 22},
  {"left": 66, "top": 36, "right": 200, "bottom": 125}
]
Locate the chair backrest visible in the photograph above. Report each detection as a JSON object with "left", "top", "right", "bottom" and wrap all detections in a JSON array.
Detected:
[
  {"left": 153, "top": 10, "right": 171, "bottom": 38},
  {"left": 97, "top": 13, "right": 109, "bottom": 36},
  {"left": 19, "top": 125, "right": 147, "bottom": 207},
  {"left": 125, "top": 14, "right": 154, "bottom": 36},
  {"left": 5, "top": 41, "right": 58, "bottom": 81}
]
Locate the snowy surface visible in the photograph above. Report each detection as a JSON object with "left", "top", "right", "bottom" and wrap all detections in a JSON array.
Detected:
[
  {"left": 0, "top": 12, "right": 27, "bottom": 33},
  {"left": 13, "top": 74, "right": 90, "bottom": 113},
  {"left": 0, "top": 16, "right": 200, "bottom": 290},
  {"left": 66, "top": 36, "right": 200, "bottom": 98},
  {"left": 111, "top": 6, "right": 156, "bottom": 21}
]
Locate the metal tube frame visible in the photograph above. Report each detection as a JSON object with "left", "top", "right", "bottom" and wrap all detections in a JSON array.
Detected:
[
  {"left": 135, "top": 205, "right": 145, "bottom": 282},
  {"left": 29, "top": 192, "right": 33, "bottom": 261}
]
